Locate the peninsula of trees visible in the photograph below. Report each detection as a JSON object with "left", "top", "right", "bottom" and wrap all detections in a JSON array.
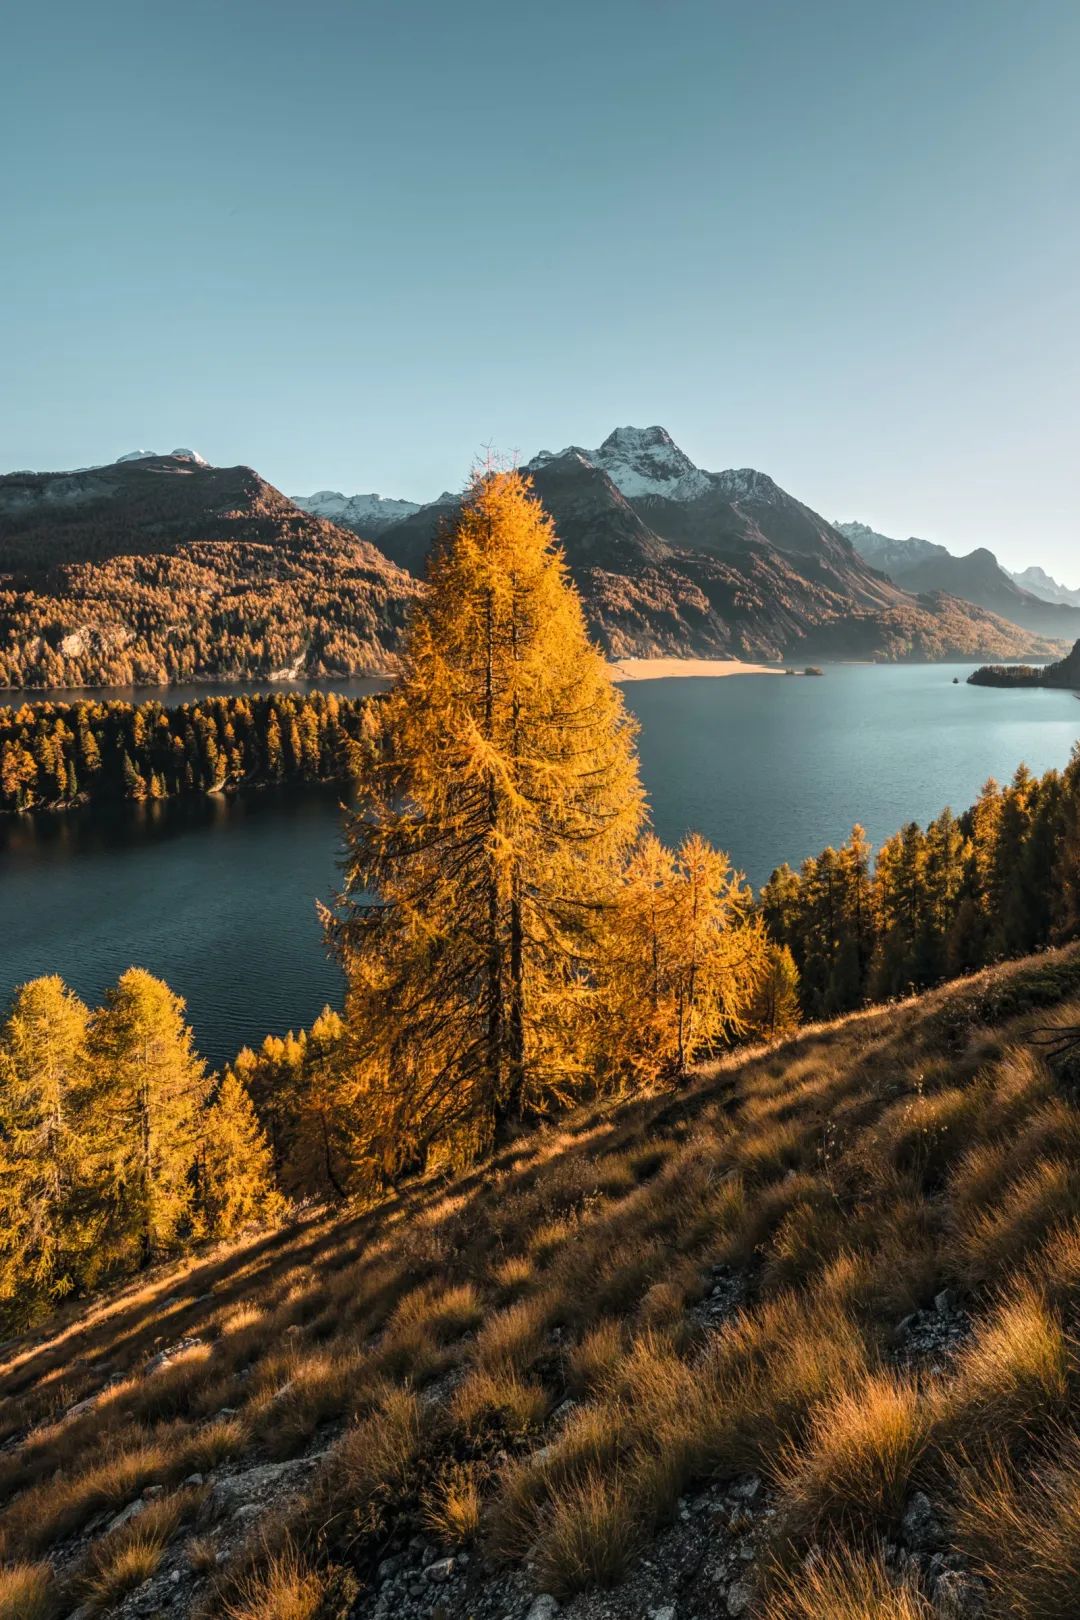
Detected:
[
  {"left": 967, "top": 636, "right": 1080, "bottom": 690},
  {"left": 0, "top": 690, "right": 380, "bottom": 813}
]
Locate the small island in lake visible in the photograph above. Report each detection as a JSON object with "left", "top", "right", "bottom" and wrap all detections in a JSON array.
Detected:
[{"left": 968, "top": 637, "right": 1080, "bottom": 691}]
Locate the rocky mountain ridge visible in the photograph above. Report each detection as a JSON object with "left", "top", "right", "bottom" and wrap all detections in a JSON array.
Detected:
[
  {"left": 838, "top": 519, "right": 1080, "bottom": 641},
  {"left": 0, "top": 435, "right": 1062, "bottom": 686},
  {"left": 369, "top": 428, "right": 1060, "bottom": 663}
]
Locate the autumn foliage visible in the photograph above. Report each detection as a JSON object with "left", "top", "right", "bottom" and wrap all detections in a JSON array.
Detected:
[{"left": 329, "top": 470, "right": 764, "bottom": 1182}]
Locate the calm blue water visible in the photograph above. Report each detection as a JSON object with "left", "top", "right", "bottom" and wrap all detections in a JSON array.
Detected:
[{"left": 2, "top": 666, "right": 1077, "bottom": 1066}]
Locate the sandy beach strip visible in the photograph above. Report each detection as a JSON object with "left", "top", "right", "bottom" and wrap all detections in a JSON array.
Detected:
[{"left": 610, "top": 657, "right": 786, "bottom": 682}]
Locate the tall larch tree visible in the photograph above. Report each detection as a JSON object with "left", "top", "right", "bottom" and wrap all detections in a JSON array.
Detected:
[
  {"left": 331, "top": 469, "right": 645, "bottom": 1181},
  {"left": 197, "top": 1069, "right": 282, "bottom": 1238},
  {"left": 0, "top": 977, "right": 91, "bottom": 1323},
  {"left": 90, "top": 969, "right": 207, "bottom": 1268},
  {"left": 600, "top": 833, "right": 767, "bottom": 1083}
]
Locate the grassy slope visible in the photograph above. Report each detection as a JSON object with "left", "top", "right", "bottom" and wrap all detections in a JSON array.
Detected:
[{"left": 4, "top": 948, "right": 1080, "bottom": 1619}]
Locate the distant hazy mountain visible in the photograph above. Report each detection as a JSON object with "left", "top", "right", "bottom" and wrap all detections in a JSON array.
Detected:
[
  {"left": 837, "top": 520, "right": 1080, "bottom": 642},
  {"left": 0, "top": 452, "right": 417, "bottom": 688},
  {"left": 1008, "top": 564, "right": 1080, "bottom": 609},
  {"left": 290, "top": 489, "right": 421, "bottom": 535},
  {"left": 372, "top": 428, "right": 1058, "bottom": 663}
]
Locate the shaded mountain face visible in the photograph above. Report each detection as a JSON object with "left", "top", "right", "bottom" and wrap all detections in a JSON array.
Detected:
[
  {"left": 838, "top": 520, "right": 1080, "bottom": 641},
  {"left": 0, "top": 453, "right": 418, "bottom": 689},
  {"left": 373, "top": 429, "right": 1057, "bottom": 663}
]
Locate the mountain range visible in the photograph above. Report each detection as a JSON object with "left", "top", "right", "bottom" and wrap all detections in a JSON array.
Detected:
[
  {"left": 296, "top": 427, "right": 1062, "bottom": 665},
  {"left": 0, "top": 433, "right": 1063, "bottom": 689},
  {"left": 836, "top": 521, "right": 1080, "bottom": 640}
]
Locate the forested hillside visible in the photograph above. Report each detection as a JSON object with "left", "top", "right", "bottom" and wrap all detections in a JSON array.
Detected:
[
  {"left": 0, "top": 455, "right": 417, "bottom": 688},
  {"left": 762, "top": 748, "right": 1080, "bottom": 1019},
  {"left": 0, "top": 691, "right": 381, "bottom": 813}
]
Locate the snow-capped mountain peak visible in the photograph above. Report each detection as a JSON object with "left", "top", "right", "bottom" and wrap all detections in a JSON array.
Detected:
[
  {"left": 590, "top": 425, "right": 712, "bottom": 501},
  {"left": 290, "top": 490, "right": 422, "bottom": 530},
  {"left": 116, "top": 448, "right": 209, "bottom": 466}
]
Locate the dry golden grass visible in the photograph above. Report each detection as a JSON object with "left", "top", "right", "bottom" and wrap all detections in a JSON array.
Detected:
[
  {"left": 939, "top": 1281, "right": 1069, "bottom": 1452},
  {"left": 771, "top": 1373, "right": 930, "bottom": 1547},
  {"left": 3, "top": 947, "right": 1080, "bottom": 1616},
  {"left": 762, "top": 1546, "right": 934, "bottom": 1619},
  {"left": 422, "top": 1460, "right": 483, "bottom": 1544},
  {"left": 187, "top": 1533, "right": 221, "bottom": 1573},
  {"left": 73, "top": 1489, "right": 196, "bottom": 1612},
  {"left": 951, "top": 1430, "right": 1080, "bottom": 1619},
  {"left": 532, "top": 1468, "right": 644, "bottom": 1596},
  {"left": 221, "top": 1546, "right": 325, "bottom": 1620},
  {"left": 77, "top": 1535, "right": 166, "bottom": 1611},
  {"left": 451, "top": 1365, "right": 551, "bottom": 1436},
  {"left": 566, "top": 1317, "right": 626, "bottom": 1394},
  {"left": 0, "top": 1562, "right": 57, "bottom": 1620}
]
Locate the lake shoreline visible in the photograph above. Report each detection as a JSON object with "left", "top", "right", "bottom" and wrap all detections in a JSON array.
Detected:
[{"left": 611, "top": 657, "right": 786, "bottom": 682}]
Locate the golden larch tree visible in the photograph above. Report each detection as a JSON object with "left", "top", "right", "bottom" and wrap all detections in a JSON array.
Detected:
[
  {"left": 197, "top": 1069, "right": 282, "bottom": 1237},
  {"left": 601, "top": 833, "right": 767, "bottom": 1082},
  {"left": 331, "top": 469, "right": 645, "bottom": 1180},
  {"left": 90, "top": 968, "right": 207, "bottom": 1267},
  {"left": 0, "top": 976, "right": 92, "bottom": 1322}
]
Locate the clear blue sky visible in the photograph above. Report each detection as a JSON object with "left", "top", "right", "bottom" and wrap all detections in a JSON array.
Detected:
[{"left": 3, "top": 0, "right": 1077, "bottom": 576}]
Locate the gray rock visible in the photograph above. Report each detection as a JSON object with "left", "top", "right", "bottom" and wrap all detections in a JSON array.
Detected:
[
  {"left": 199, "top": 1457, "right": 315, "bottom": 1525},
  {"left": 524, "top": 1598, "right": 561, "bottom": 1620},
  {"left": 727, "top": 1581, "right": 753, "bottom": 1616},
  {"left": 108, "top": 1498, "right": 147, "bottom": 1532},
  {"left": 729, "top": 1474, "right": 762, "bottom": 1501},
  {"left": 183, "top": 1472, "right": 205, "bottom": 1487},
  {"left": 934, "top": 1289, "right": 953, "bottom": 1314},
  {"left": 144, "top": 1336, "right": 204, "bottom": 1375},
  {"left": 425, "top": 1556, "right": 456, "bottom": 1582},
  {"left": 65, "top": 1394, "right": 101, "bottom": 1421},
  {"left": 903, "top": 1490, "right": 943, "bottom": 1552},
  {"left": 934, "top": 1570, "right": 986, "bottom": 1617},
  {"left": 650, "top": 1608, "right": 677, "bottom": 1620}
]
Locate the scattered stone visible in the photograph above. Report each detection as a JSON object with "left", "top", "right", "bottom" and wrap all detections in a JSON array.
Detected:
[
  {"left": 934, "top": 1570, "right": 986, "bottom": 1617},
  {"left": 524, "top": 1597, "right": 560, "bottom": 1620},
  {"left": 198, "top": 1456, "right": 320, "bottom": 1526},
  {"left": 729, "top": 1474, "right": 762, "bottom": 1502},
  {"left": 144, "top": 1336, "right": 204, "bottom": 1375},
  {"left": 142, "top": 1483, "right": 164, "bottom": 1500},
  {"left": 902, "top": 1490, "right": 943, "bottom": 1552},
  {"left": 727, "top": 1579, "right": 753, "bottom": 1615},
  {"left": 934, "top": 1289, "right": 953, "bottom": 1314},
  {"left": 65, "top": 1394, "right": 100, "bottom": 1421},
  {"left": 650, "top": 1607, "right": 677, "bottom": 1620},
  {"left": 108, "top": 1499, "right": 147, "bottom": 1533},
  {"left": 183, "top": 1472, "right": 204, "bottom": 1487},
  {"left": 425, "top": 1557, "right": 456, "bottom": 1583}
]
